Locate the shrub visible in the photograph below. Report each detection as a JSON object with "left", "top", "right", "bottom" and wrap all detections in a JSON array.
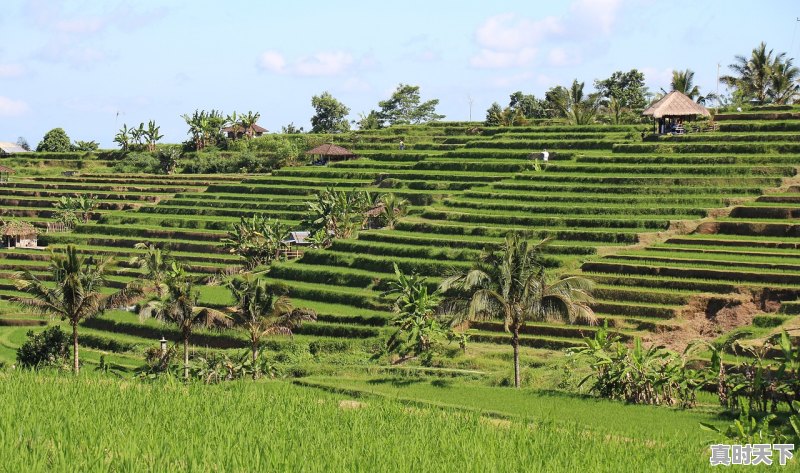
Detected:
[
  {"left": 16, "top": 326, "right": 70, "bottom": 369},
  {"left": 112, "top": 152, "right": 162, "bottom": 174},
  {"left": 36, "top": 128, "right": 71, "bottom": 152}
]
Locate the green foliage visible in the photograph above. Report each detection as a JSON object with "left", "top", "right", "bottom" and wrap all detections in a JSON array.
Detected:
[
  {"left": 484, "top": 102, "right": 527, "bottom": 127},
  {"left": 72, "top": 140, "right": 99, "bottom": 152},
  {"left": 378, "top": 84, "right": 445, "bottom": 126},
  {"left": 594, "top": 69, "right": 647, "bottom": 124},
  {"left": 112, "top": 152, "right": 161, "bottom": 174},
  {"left": 189, "top": 349, "right": 277, "bottom": 384},
  {"left": 16, "top": 326, "right": 70, "bottom": 369},
  {"left": 53, "top": 194, "right": 97, "bottom": 226},
  {"left": 36, "top": 128, "right": 72, "bottom": 152},
  {"left": 509, "top": 91, "right": 547, "bottom": 119},
  {"left": 281, "top": 122, "right": 304, "bottom": 134},
  {"left": 222, "top": 215, "right": 289, "bottom": 269},
  {"left": 310, "top": 91, "right": 350, "bottom": 133},
  {"left": 302, "top": 187, "right": 374, "bottom": 241},
  {"left": 721, "top": 41, "right": 800, "bottom": 104},
  {"left": 356, "top": 110, "right": 382, "bottom": 130},
  {"left": 545, "top": 80, "right": 601, "bottom": 125},
  {"left": 181, "top": 109, "right": 226, "bottom": 150}
]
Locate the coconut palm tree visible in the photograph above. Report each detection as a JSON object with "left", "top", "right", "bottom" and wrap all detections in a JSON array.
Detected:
[
  {"left": 440, "top": 232, "right": 596, "bottom": 388},
  {"left": 722, "top": 42, "right": 779, "bottom": 104},
  {"left": 550, "top": 80, "right": 600, "bottom": 125},
  {"left": 129, "top": 243, "right": 172, "bottom": 298},
  {"left": 138, "top": 264, "right": 230, "bottom": 379},
  {"left": 671, "top": 69, "right": 702, "bottom": 100},
  {"left": 769, "top": 57, "right": 800, "bottom": 104},
  {"left": 227, "top": 275, "right": 316, "bottom": 376},
  {"left": 12, "top": 245, "right": 139, "bottom": 373}
]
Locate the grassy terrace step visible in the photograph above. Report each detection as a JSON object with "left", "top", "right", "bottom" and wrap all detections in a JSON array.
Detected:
[
  {"left": 591, "top": 300, "right": 680, "bottom": 319},
  {"left": 658, "top": 132, "right": 800, "bottom": 142},
  {"left": 592, "top": 284, "right": 693, "bottom": 305},
  {"left": 1, "top": 181, "right": 199, "bottom": 193},
  {"left": 8, "top": 243, "right": 241, "bottom": 265},
  {"left": 355, "top": 230, "right": 599, "bottom": 255},
  {"left": 204, "top": 184, "right": 368, "bottom": 195},
  {"left": 396, "top": 219, "right": 640, "bottom": 244},
  {"left": 667, "top": 234, "right": 800, "bottom": 248},
  {"left": 729, "top": 206, "right": 800, "bottom": 219},
  {"left": 156, "top": 198, "right": 309, "bottom": 211},
  {"left": 329, "top": 239, "right": 481, "bottom": 262},
  {"left": 468, "top": 330, "right": 582, "bottom": 349},
  {"left": 406, "top": 160, "right": 533, "bottom": 173},
  {"left": 718, "top": 121, "right": 800, "bottom": 132},
  {"left": 82, "top": 173, "right": 246, "bottom": 182},
  {"left": 268, "top": 261, "right": 402, "bottom": 290},
  {"left": 71, "top": 223, "right": 227, "bottom": 241},
  {"left": 649, "top": 244, "right": 800, "bottom": 259},
  {"left": 491, "top": 182, "right": 765, "bottom": 195},
  {"left": 275, "top": 167, "right": 508, "bottom": 183},
  {"left": 544, "top": 163, "right": 795, "bottom": 176},
  {"left": 757, "top": 194, "right": 800, "bottom": 203},
  {"left": 582, "top": 272, "right": 799, "bottom": 294},
  {"left": 462, "top": 190, "right": 727, "bottom": 206},
  {"left": 441, "top": 198, "right": 708, "bottom": 217},
  {"left": 41, "top": 233, "right": 227, "bottom": 254},
  {"left": 29, "top": 176, "right": 221, "bottom": 187},
  {"left": 696, "top": 221, "right": 800, "bottom": 237},
  {"left": 607, "top": 252, "right": 800, "bottom": 272},
  {"left": 243, "top": 175, "right": 374, "bottom": 186},
  {"left": 582, "top": 261, "right": 800, "bottom": 285},
  {"left": 575, "top": 153, "right": 800, "bottom": 165},
  {"left": 0, "top": 189, "right": 163, "bottom": 201},
  {"left": 299, "top": 249, "right": 473, "bottom": 277},
  {"left": 469, "top": 320, "right": 615, "bottom": 339},
  {"left": 98, "top": 213, "right": 252, "bottom": 231},
  {"left": 420, "top": 209, "right": 675, "bottom": 230},
  {"left": 263, "top": 278, "right": 389, "bottom": 311},
  {"left": 614, "top": 142, "right": 800, "bottom": 154},
  {"left": 508, "top": 173, "right": 782, "bottom": 186},
  {"left": 137, "top": 205, "right": 306, "bottom": 220},
  {"left": 0, "top": 197, "right": 146, "bottom": 210},
  {"left": 465, "top": 139, "right": 619, "bottom": 150}
]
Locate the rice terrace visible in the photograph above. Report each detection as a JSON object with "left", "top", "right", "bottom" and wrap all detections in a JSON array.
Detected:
[{"left": 2, "top": 1, "right": 800, "bottom": 471}]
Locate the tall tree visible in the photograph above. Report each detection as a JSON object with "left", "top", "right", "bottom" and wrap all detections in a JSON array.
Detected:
[
  {"left": 36, "top": 128, "right": 71, "bottom": 152},
  {"left": 508, "top": 91, "right": 546, "bottom": 119},
  {"left": 129, "top": 243, "right": 173, "bottom": 298},
  {"left": 138, "top": 264, "right": 230, "bottom": 379},
  {"left": 355, "top": 110, "right": 382, "bottom": 130},
  {"left": 144, "top": 120, "right": 163, "bottom": 152},
  {"left": 378, "top": 84, "right": 445, "bottom": 126},
  {"left": 114, "top": 124, "right": 130, "bottom": 151},
  {"left": 721, "top": 42, "right": 781, "bottom": 104},
  {"left": 240, "top": 111, "right": 261, "bottom": 139},
  {"left": 594, "top": 69, "right": 647, "bottom": 124},
  {"left": 440, "top": 233, "right": 596, "bottom": 388},
  {"left": 768, "top": 57, "right": 800, "bottom": 104},
  {"left": 310, "top": 92, "right": 351, "bottom": 133},
  {"left": 227, "top": 275, "right": 316, "bottom": 373},
  {"left": 546, "top": 80, "right": 600, "bottom": 125},
  {"left": 12, "top": 246, "right": 139, "bottom": 373}
]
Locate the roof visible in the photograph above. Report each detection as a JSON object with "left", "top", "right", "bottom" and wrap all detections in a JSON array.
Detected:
[
  {"left": 365, "top": 203, "right": 386, "bottom": 218},
  {"left": 222, "top": 123, "right": 268, "bottom": 133},
  {"left": 642, "top": 91, "right": 711, "bottom": 118},
  {"left": 305, "top": 143, "right": 355, "bottom": 157},
  {"left": 0, "top": 142, "right": 30, "bottom": 154},
  {"left": 1, "top": 221, "right": 36, "bottom": 236},
  {"left": 283, "top": 231, "right": 311, "bottom": 245},
  {"left": 0, "top": 165, "right": 15, "bottom": 173}
]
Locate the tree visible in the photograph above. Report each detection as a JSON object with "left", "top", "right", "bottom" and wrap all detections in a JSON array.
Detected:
[
  {"left": 508, "top": 91, "right": 546, "bottom": 119},
  {"left": 227, "top": 275, "right": 316, "bottom": 374},
  {"left": 72, "top": 140, "right": 99, "bottom": 152},
  {"left": 384, "top": 264, "right": 448, "bottom": 363},
  {"left": 664, "top": 69, "right": 718, "bottom": 105},
  {"left": 138, "top": 264, "right": 230, "bottom": 379},
  {"left": 378, "top": 84, "right": 445, "bottom": 125},
  {"left": 182, "top": 109, "right": 225, "bottom": 150},
  {"left": 130, "top": 243, "right": 173, "bottom": 298},
  {"left": 545, "top": 80, "right": 600, "bottom": 125},
  {"left": 12, "top": 246, "right": 139, "bottom": 373},
  {"left": 144, "top": 120, "right": 163, "bottom": 152},
  {"left": 485, "top": 103, "right": 527, "bottom": 127},
  {"left": 281, "top": 122, "right": 304, "bottom": 134},
  {"left": 222, "top": 215, "right": 288, "bottom": 269},
  {"left": 310, "top": 92, "right": 351, "bottom": 133},
  {"left": 240, "top": 111, "right": 261, "bottom": 139},
  {"left": 484, "top": 102, "right": 504, "bottom": 126},
  {"left": 378, "top": 193, "right": 409, "bottom": 230},
  {"left": 594, "top": 69, "right": 647, "bottom": 124},
  {"left": 721, "top": 42, "right": 792, "bottom": 104},
  {"left": 15, "top": 137, "right": 30, "bottom": 151},
  {"left": 156, "top": 146, "right": 181, "bottom": 174},
  {"left": 768, "top": 58, "right": 800, "bottom": 105},
  {"left": 36, "top": 128, "right": 71, "bottom": 152},
  {"left": 114, "top": 124, "right": 131, "bottom": 151},
  {"left": 355, "top": 110, "right": 382, "bottom": 130},
  {"left": 302, "top": 187, "right": 373, "bottom": 240},
  {"left": 440, "top": 233, "right": 596, "bottom": 388},
  {"left": 53, "top": 194, "right": 97, "bottom": 227},
  {"left": 16, "top": 326, "right": 69, "bottom": 369}
]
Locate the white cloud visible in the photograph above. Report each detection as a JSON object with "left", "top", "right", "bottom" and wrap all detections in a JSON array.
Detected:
[
  {"left": 0, "top": 96, "right": 30, "bottom": 116},
  {"left": 54, "top": 17, "right": 105, "bottom": 34},
  {"left": 0, "top": 64, "right": 25, "bottom": 78},
  {"left": 470, "top": 0, "right": 624, "bottom": 69},
  {"left": 641, "top": 66, "right": 674, "bottom": 90},
  {"left": 257, "top": 50, "right": 355, "bottom": 77},
  {"left": 258, "top": 51, "right": 286, "bottom": 73},
  {"left": 295, "top": 51, "right": 353, "bottom": 76},
  {"left": 471, "top": 48, "right": 537, "bottom": 69}
]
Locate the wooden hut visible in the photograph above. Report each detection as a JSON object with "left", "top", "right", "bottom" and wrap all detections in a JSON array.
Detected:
[
  {"left": 364, "top": 203, "right": 386, "bottom": 229},
  {"left": 281, "top": 231, "right": 312, "bottom": 259},
  {"left": 0, "top": 165, "right": 13, "bottom": 184},
  {"left": 1, "top": 221, "right": 37, "bottom": 249},
  {"left": 305, "top": 143, "right": 356, "bottom": 165},
  {"left": 222, "top": 123, "right": 268, "bottom": 139},
  {"left": 643, "top": 91, "right": 711, "bottom": 134}
]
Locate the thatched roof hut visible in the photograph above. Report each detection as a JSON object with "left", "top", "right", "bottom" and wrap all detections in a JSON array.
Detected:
[
  {"left": 642, "top": 91, "right": 710, "bottom": 119},
  {"left": 0, "top": 165, "right": 14, "bottom": 183},
  {"left": 306, "top": 143, "right": 356, "bottom": 163},
  {"left": 1, "top": 221, "right": 37, "bottom": 248},
  {"left": 222, "top": 123, "right": 268, "bottom": 139}
]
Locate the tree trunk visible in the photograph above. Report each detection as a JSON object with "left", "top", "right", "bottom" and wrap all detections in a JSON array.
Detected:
[
  {"left": 512, "top": 325, "right": 520, "bottom": 388},
  {"left": 252, "top": 342, "right": 258, "bottom": 380},
  {"left": 72, "top": 320, "right": 80, "bottom": 374},
  {"left": 183, "top": 334, "right": 189, "bottom": 380}
]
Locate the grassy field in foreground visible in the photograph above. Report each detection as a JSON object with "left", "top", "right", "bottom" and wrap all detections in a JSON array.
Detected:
[{"left": 0, "top": 371, "right": 753, "bottom": 473}]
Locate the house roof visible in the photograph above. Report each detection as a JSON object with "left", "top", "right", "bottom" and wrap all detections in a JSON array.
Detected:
[
  {"left": 305, "top": 143, "right": 355, "bottom": 157},
  {"left": 1, "top": 221, "right": 36, "bottom": 236},
  {"left": 642, "top": 91, "right": 711, "bottom": 118},
  {"left": 0, "top": 142, "right": 30, "bottom": 154},
  {"left": 0, "top": 165, "right": 15, "bottom": 173},
  {"left": 222, "top": 123, "right": 268, "bottom": 133},
  {"left": 365, "top": 203, "right": 386, "bottom": 218},
  {"left": 283, "top": 231, "right": 311, "bottom": 245}
]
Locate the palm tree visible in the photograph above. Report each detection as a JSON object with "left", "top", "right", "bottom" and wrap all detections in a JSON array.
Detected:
[
  {"left": 129, "top": 243, "right": 172, "bottom": 298},
  {"left": 722, "top": 42, "right": 778, "bottom": 104},
  {"left": 769, "top": 57, "right": 800, "bottom": 104},
  {"left": 671, "top": 69, "right": 701, "bottom": 100},
  {"left": 12, "top": 246, "right": 139, "bottom": 373},
  {"left": 139, "top": 264, "right": 230, "bottom": 379},
  {"left": 440, "top": 233, "right": 596, "bottom": 388},
  {"left": 227, "top": 275, "right": 316, "bottom": 376},
  {"left": 240, "top": 111, "right": 261, "bottom": 139},
  {"left": 550, "top": 80, "right": 600, "bottom": 125},
  {"left": 379, "top": 193, "right": 409, "bottom": 230}
]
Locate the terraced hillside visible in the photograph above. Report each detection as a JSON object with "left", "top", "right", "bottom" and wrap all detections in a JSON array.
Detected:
[{"left": 1, "top": 115, "right": 798, "bottom": 355}]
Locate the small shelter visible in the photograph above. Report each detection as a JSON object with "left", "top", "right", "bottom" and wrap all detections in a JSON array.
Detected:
[
  {"left": 364, "top": 203, "right": 386, "bottom": 230},
  {"left": 305, "top": 143, "right": 356, "bottom": 165},
  {"left": 281, "top": 231, "right": 312, "bottom": 259},
  {"left": 0, "top": 141, "right": 30, "bottom": 156},
  {"left": 642, "top": 91, "right": 711, "bottom": 134},
  {"left": 222, "top": 124, "right": 268, "bottom": 139},
  {"left": 0, "top": 165, "right": 13, "bottom": 184},
  {"left": 1, "top": 221, "right": 38, "bottom": 249}
]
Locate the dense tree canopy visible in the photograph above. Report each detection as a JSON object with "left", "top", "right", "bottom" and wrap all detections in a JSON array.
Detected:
[
  {"left": 36, "top": 128, "right": 71, "bottom": 152},
  {"left": 594, "top": 69, "right": 647, "bottom": 124},
  {"left": 378, "top": 84, "right": 445, "bottom": 126},
  {"left": 722, "top": 42, "right": 800, "bottom": 105},
  {"left": 310, "top": 92, "right": 351, "bottom": 133}
]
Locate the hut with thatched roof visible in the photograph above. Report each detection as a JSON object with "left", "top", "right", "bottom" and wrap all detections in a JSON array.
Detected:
[
  {"left": 0, "top": 165, "right": 13, "bottom": 184},
  {"left": 1, "top": 221, "right": 37, "bottom": 249},
  {"left": 643, "top": 91, "right": 711, "bottom": 134},
  {"left": 306, "top": 143, "right": 356, "bottom": 165},
  {"left": 222, "top": 123, "right": 268, "bottom": 140}
]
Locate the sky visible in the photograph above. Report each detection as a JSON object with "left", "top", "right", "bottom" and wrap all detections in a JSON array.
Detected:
[{"left": 0, "top": 0, "right": 798, "bottom": 148}]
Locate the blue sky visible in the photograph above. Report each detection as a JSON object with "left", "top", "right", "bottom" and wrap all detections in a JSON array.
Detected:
[{"left": 0, "top": 0, "right": 797, "bottom": 147}]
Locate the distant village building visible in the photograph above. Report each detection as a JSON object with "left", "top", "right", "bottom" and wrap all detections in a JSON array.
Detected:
[
  {"left": 305, "top": 143, "right": 356, "bottom": 165},
  {"left": 0, "top": 141, "right": 30, "bottom": 156},
  {"left": 1, "top": 221, "right": 38, "bottom": 249},
  {"left": 222, "top": 124, "right": 268, "bottom": 139},
  {"left": 281, "top": 231, "right": 312, "bottom": 259}
]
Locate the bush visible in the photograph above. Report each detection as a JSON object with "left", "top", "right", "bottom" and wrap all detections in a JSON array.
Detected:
[
  {"left": 36, "top": 128, "right": 72, "bottom": 152},
  {"left": 112, "top": 152, "right": 161, "bottom": 173},
  {"left": 16, "top": 326, "right": 70, "bottom": 369}
]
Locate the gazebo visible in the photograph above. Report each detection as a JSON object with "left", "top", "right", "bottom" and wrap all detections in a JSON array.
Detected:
[
  {"left": 0, "top": 165, "right": 13, "bottom": 184},
  {"left": 1, "top": 221, "right": 38, "bottom": 249},
  {"left": 305, "top": 143, "right": 356, "bottom": 165},
  {"left": 642, "top": 91, "right": 710, "bottom": 134}
]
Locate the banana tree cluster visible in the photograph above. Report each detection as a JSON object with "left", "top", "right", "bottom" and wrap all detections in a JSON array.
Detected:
[
  {"left": 114, "top": 120, "right": 163, "bottom": 152},
  {"left": 221, "top": 215, "right": 289, "bottom": 269}
]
